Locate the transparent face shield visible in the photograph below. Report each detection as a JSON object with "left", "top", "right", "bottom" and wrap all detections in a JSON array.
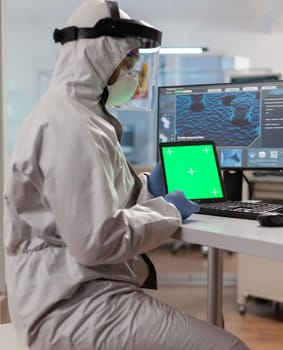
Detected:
[{"left": 110, "top": 46, "right": 160, "bottom": 111}]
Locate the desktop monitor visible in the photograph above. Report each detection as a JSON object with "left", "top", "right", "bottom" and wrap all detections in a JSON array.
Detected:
[
  {"left": 157, "top": 80, "right": 283, "bottom": 171},
  {"left": 230, "top": 73, "right": 281, "bottom": 84}
]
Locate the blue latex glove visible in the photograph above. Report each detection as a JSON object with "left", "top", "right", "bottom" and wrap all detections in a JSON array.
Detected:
[
  {"left": 147, "top": 162, "right": 166, "bottom": 197},
  {"left": 164, "top": 190, "right": 200, "bottom": 220}
]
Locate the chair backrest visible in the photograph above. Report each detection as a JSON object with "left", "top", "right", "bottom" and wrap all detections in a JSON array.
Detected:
[{"left": 0, "top": 323, "right": 29, "bottom": 350}]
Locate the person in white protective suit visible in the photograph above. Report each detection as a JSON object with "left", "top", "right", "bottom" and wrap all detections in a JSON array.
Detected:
[{"left": 4, "top": 1, "right": 250, "bottom": 349}]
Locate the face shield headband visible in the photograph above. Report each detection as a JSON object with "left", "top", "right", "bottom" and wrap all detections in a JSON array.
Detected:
[{"left": 53, "top": 1, "right": 162, "bottom": 49}]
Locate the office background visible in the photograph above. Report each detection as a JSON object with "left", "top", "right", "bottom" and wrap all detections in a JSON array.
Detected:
[
  {"left": 1, "top": 0, "right": 283, "bottom": 316},
  {"left": 4, "top": 0, "right": 283, "bottom": 165}
]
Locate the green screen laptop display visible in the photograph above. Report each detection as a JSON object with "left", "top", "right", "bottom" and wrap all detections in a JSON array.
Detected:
[{"left": 159, "top": 140, "right": 225, "bottom": 203}]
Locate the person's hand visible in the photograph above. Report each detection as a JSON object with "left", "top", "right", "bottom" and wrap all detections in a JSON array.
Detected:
[
  {"left": 147, "top": 162, "right": 166, "bottom": 197},
  {"left": 164, "top": 190, "right": 200, "bottom": 220}
]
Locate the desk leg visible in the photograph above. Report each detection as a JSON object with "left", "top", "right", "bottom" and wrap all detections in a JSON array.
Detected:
[{"left": 207, "top": 247, "right": 223, "bottom": 327}]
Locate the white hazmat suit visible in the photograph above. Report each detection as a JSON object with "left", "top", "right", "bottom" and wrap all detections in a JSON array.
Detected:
[{"left": 4, "top": 1, "right": 249, "bottom": 349}]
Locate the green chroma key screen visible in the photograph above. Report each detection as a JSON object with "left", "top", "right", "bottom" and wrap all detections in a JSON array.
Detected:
[{"left": 160, "top": 141, "right": 225, "bottom": 202}]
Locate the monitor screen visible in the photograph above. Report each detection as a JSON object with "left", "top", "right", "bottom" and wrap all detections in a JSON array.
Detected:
[{"left": 157, "top": 80, "right": 283, "bottom": 170}]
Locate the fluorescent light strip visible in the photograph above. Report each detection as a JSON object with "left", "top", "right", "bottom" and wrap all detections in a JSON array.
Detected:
[
  {"left": 139, "top": 47, "right": 160, "bottom": 54},
  {"left": 159, "top": 47, "right": 207, "bottom": 54}
]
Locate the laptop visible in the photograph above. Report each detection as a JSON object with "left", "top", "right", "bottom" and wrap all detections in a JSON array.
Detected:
[{"left": 159, "top": 140, "right": 283, "bottom": 219}]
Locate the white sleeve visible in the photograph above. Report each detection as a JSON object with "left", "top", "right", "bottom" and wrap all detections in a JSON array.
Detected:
[{"left": 40, "top": 118, "right": 181, "bottom": 267}]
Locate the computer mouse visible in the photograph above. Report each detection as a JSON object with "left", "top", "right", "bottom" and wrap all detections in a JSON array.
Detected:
[{"left": 257, "top": 211, "right": 283, "bottom": 227}]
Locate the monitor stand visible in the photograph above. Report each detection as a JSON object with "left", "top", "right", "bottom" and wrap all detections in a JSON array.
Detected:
[{"left": 223, "top": 170, "right": 243, "bottom": 201}]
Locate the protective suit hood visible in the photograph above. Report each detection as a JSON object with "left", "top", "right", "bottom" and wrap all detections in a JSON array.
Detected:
[{"left": 49, "top": 0, "right": 161, "bottom": 112}]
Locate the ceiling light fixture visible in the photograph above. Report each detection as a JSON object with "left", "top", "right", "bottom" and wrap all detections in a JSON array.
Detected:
[{"left": 159, "top": 47, "right": 208, "bottom": 55}]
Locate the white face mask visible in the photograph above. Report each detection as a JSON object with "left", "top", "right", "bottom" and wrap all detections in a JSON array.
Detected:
[{"left": 106, "top": 70, "right": 138, "bottom": 107}]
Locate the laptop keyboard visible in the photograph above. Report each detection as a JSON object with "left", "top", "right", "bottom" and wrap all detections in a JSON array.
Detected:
[{"left": 198, "top": 201, "right": 283, "bottom": 220}]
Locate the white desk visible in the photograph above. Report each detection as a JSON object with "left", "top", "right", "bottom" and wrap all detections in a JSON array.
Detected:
[{"left": 174, "top": 214, "right": 283, "bottom": 327}]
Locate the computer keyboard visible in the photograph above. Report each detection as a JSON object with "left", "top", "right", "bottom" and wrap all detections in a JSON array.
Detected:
[{"left": 198, "top": 201, "right": 283, "bottom": 220}]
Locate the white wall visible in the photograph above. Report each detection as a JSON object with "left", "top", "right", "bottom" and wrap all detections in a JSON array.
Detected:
[
  {"left": 154, "top": 19, "right": 283, "bottom": 75},
  {"left": 6, "top": 16, "right": 62, "bottom": 155}
]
